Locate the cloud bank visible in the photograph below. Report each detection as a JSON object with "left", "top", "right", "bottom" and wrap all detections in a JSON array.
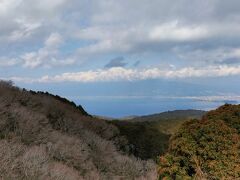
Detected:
[
  {"left": 6, "top": 65, "right": 240, "bottom": 83},
  {"left": 0, "top": 0, "right": 240, "bottom": 82}
]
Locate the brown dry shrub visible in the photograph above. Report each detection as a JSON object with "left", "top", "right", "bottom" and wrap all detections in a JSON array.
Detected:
[{"left": 0, "top": 81, "right": 157, "bottom": 179}]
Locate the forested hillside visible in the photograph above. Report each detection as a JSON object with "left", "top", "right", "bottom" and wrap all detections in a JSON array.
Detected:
[
  {"left": 112, "top": 110, "right": 205, "bottom": 160},
  {"left": 0, "top": 81, "right": 156, "bottom": 179},
  {"left": 1, "top": 80, "right": 238, "bottom": 180},
  {"left": 158, "top": 104, "right": 240, "bottom": 179}
]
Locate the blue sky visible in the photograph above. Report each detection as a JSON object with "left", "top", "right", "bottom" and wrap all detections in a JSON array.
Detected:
[{"left": 0, "top": 0, "right": 240, "bottom": 117}]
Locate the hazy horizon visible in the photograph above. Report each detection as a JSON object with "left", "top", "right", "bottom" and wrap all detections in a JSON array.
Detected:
[{"left": 16, "top": 79, "right": 240, "bottom": 117}]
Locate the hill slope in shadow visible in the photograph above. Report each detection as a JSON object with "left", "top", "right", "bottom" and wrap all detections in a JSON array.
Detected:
[{"left": 112, "top": 110, "right": 206, "bottom": 160}]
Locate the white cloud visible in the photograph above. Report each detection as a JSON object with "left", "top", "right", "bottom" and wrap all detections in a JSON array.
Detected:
[
  {"left": 21, "top": 32, "right": 74, "bottom": 68},
  {"left": 32, "top": 0, "right": 68, "bottom": 11},
  {"left": 44, "top": 32, "right": 63, "bottom": 48},
  {"left": 71, "top": 1, "right": 240, "bottom": 58},
  {"left": 0, "top": 0, "right": 21, "bottom": 16},
  {"left": 75, "top": 21, "right": 240, "bottom": 57},
  {"left": 8, "top": 65, "right": 240, "bottom": 83},
  {"left": 75, "top": 26, "right": 138, "bottom": 56},
  {"left": 149, "top": 21, "right": 209, "bottom": 42},
  {"left": 9, "top": 19, "right": 42, "bottom": 41},
  {"left": 0, "top": 0, "right": 71, "bottom": 44},
  {"left": 181, "top": 95, "right": 240, "bottom": 103},
  {"left": 0, "top": 57, "right": 18, "bottom": 67},
  {"left": 66, "top": 95, "right": 240, "bottom": 103},
  {"left": 231, "top": 48, "right": 240, "bottom": 57},
  {"left": 75, "top": 22, "right": 210, "bottom": 56},
  {"left": 177, "top": 47, "right": 240, "bottom": 65},
  {"left": 77, "top": 39, "right": 132, "bottom": 56},
  {"left": 75, "top": 27, "right": 110, "bottom": 41},
  {"left": 1, "top": 0, "right": 240, "bottom": 81},
  {"left": 21, "top": 52, "right": 42, "bottom": 68}
]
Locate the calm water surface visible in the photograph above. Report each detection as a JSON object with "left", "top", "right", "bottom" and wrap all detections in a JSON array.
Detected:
[{"left": 73, "top": 97, "right": 238, "bottom": 118}]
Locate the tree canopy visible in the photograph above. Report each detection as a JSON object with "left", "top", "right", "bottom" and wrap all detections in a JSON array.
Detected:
[{"left": 158, "top": 104, "right": 240, "bottom": 179}]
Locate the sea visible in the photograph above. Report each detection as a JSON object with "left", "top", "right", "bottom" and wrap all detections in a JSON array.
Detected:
[{"left": 73, "top": 96, "right": 239, "bottom": 118}]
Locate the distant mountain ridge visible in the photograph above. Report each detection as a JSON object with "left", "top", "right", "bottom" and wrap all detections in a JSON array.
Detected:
[
  {"left": 128, "top": 109, "right": 206, "bottom": 122},
  {"left": 96, "top": 109, "right": 206, "bottom": 121}
]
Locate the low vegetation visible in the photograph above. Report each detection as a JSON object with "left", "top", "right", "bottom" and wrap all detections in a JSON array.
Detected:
[{"left": 0, "top": 81, "right": 157, "bottom": 179}]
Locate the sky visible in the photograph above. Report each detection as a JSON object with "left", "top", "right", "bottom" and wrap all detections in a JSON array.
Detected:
[{"left": 0, "top": 0, "right": 240, "bottom": 117}]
